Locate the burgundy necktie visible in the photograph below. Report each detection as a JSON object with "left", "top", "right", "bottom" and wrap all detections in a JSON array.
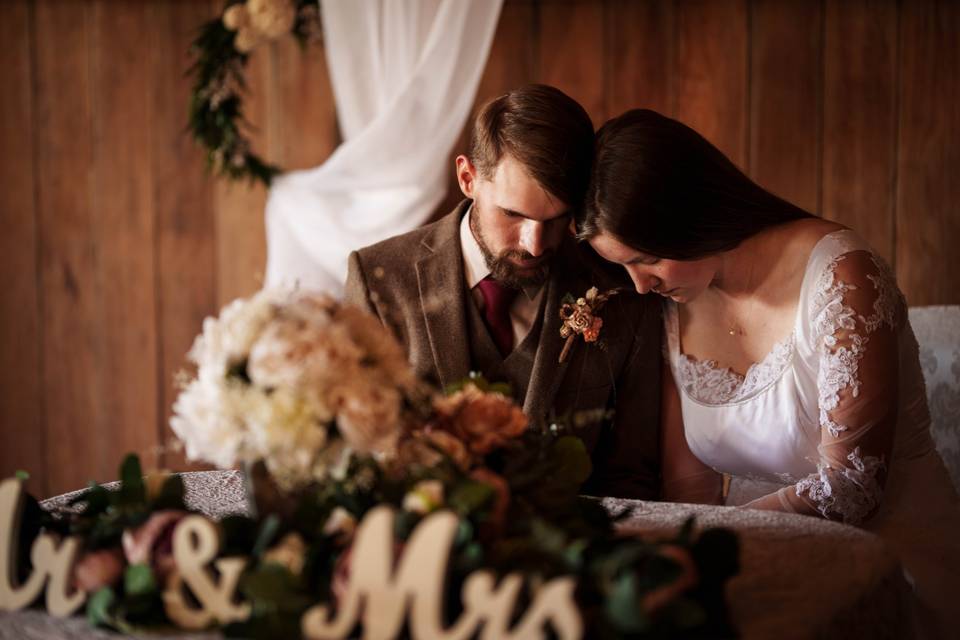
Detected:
[{"left": 476, "top": 277, "right": 518, "bottom": 356}]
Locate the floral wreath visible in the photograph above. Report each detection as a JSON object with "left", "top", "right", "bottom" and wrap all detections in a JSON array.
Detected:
[{"left": 188, "top": 0, "right": 322, "bottom": 185}]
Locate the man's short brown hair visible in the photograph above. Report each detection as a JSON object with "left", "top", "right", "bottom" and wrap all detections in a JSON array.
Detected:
[{"left": 468, "top": 84, "right": 594, "bottom": 208}]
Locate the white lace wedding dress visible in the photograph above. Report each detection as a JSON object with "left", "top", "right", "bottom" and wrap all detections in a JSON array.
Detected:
[{"left": 663, "top": 230, "right": 960, "bottom": 638}]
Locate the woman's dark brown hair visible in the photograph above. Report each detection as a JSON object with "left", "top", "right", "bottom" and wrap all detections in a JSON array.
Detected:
[
  {"left": 469, "top": 84, "right": 595, "bottom": 208},
  {"left": 576, "top": 109, "right": 813, "bottom": 260}
]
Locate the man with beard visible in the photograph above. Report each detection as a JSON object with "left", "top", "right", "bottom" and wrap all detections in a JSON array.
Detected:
[{"left": 343, "top": 85, "right": 662, "bottom": 498}]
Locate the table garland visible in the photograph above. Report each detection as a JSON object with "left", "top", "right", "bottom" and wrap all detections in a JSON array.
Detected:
[
  {"left": 2, "top": 289, "right": 740, "bottom": 638},
  {"left": 188, "top": 0, "right": 322, "bottom": 185}
]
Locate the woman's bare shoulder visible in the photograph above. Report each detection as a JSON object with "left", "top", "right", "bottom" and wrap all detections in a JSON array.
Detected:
[{"left": 785, "top": 218, "right": 847, "bottom": 250}]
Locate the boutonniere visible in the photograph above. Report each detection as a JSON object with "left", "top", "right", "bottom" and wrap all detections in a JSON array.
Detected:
[{"left": 558, "top": 287, "right": 625, "bottom": 363}]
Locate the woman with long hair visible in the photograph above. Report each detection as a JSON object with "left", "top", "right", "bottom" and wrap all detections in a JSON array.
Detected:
[{"left": 577, "top": 109, "right": 960, "bottom": 638}]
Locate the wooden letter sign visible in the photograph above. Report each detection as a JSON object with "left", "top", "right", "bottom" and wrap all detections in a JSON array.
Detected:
[
  {"left": 0, "top": 478, "right": 85, "bottom": 617},
  {"left": 302, "top": 506, "right": 582, "bottom": 640},
  {"left": 162, "top": 515, "right": 251, "bottom": 629}
]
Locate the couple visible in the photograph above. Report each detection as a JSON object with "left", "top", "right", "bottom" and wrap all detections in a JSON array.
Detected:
[{"left": 344, "top": 85, "right": 959, "bottom": 634}]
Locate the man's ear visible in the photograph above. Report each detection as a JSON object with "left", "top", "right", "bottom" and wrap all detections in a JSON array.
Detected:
[{"left": 455, "top": 155, "right": 478, "bottom": 198}]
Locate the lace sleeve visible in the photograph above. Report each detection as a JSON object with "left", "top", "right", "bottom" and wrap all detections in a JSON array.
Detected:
[{"left": 748, "top": 250, "right": 906, "bottom": 525}]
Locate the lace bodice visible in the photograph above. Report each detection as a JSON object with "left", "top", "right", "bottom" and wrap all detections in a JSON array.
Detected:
[
  {"left": 674, "top": 333, "right": 796, "bottom": 405},
  {"left": 664, "top": 230, "right": 933, "bottom": 526}
]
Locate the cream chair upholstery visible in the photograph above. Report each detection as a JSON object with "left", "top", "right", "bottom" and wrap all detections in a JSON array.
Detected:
[{"left": 910, "top": 306, "right": 960, "bottom": 491}]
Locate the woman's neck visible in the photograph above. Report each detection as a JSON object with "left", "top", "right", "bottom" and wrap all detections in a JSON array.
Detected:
[{"left": 710, "top": 223, "right": 799, "bottom": 301}]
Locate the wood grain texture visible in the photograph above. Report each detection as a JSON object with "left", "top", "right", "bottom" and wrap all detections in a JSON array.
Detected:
[
  {"left": 749, "top": 0, "right": 821, "bottom": 213},
  {"left": 269, "top": 36, "right": 338, "bottom": 171},
  {"left": 435, "top": 0, "right": 537, "bottom": 219},
  {"left": 213, "top": 18, "right": 270, "bottom": 308},
  {"left": 895, "top": 0, "right": 960, "bottom": 306},
  {"left": 34, "top": 0, "right": 102, "bottom": 496},
  {"left": 673, "top": 0, "right": 750, "bottom": 168},
  {"left": 90, "top": 0, "right": 161, "bottom": 477},
  {"left": 822, "top": 0, "right": 898, "bottom": 263},
  {"left": 0, "top": 0, "right": 45, "bottom": 496},
  {"left": 605, "top": 0, "right": 673, "bottom": 118},
  {"left": 152, "top": 1, "right": 217, "bottom": 471},
  {"left": 539, "top": 0, "right": 606, "bottom": 126}
]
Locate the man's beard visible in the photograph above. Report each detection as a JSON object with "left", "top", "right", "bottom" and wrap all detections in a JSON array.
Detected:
[{"left": 470, "top": 211, "right": 552, "bottom": 289}]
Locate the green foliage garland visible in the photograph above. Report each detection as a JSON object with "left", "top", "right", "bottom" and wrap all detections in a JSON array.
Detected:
[{"left": 187, "top": 0, "right": 321, "bottom": 186}]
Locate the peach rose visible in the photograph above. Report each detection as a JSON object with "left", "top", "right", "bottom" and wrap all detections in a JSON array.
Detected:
[
  {"left": 72, "top": 547, "right": 124, "bottom": 592},
  {"left": 433, "top": 385, "right": 527, "bottom": 455},
  {"left": 582, "top": 316, "right": 603, "bottom": 342},
  {"left": 397, "top": 429, "right": 473, "bottom": 471},
  {"left": 331, "top": 383, "right": 402, "bottom": 456},
  {"left": 121, "top": 510, "right": 187, "bottom": 584}
]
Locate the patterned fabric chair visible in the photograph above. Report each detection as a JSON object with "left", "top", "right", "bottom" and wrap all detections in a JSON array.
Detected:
[{"left": 910, "top": 306, "right": 960, "bottom": 491}]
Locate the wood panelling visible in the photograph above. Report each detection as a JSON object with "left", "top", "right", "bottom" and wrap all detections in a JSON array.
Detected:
[
  {"left": 2, "top": 0, "right": 958, "bottom": 497},
  {"left": 269, "top": 35, "right": 339, "bottom": 170},
  {"left": 153, "top": 1, "right": 217, "bottom": 470},
  {"left": 539, "top": 0, "right": 606, "bottom": 126},
  {"left": 822, "top": 0, "right": 899, "bottom": 263},
  {"left": 213, "top": 48, "right": 269, "bottom": 308},
  {"left": 749, "top": 0, "right": 821, "bottom": 213},
  {"left": 437, "top": 0, "right": 538, "bottom": 217},
  {"left": 605, "top": 0, "right": 673, "bottom": 118},
  {"left": 91, "top": 0, "right": 161, "bottom": 474},
  {"left": 674, "top": 0, "right": 749, "bottom": 167},
  {"left": 0, "top": 0, "right": 44, "bottom": 497},
  {"left": 895, "top": 0, "right": 960, "bottom": 306},
  {"left": 34, "top": 0, "right": 102, "bottom": 493}
]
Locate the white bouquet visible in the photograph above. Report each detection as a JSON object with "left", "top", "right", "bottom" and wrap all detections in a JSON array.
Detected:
[{"left": 170, "top": 288, "right": 422, "bottom": 490}]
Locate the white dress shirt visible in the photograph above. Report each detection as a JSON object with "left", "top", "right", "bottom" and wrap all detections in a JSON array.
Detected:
[{"left": 459, "top": 207, "right": 544, "bottom": 348}]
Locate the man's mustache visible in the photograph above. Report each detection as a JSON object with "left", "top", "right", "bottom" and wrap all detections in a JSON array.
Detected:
[{"left": 498, "top": 249, "right": 553, "bottom": 262}]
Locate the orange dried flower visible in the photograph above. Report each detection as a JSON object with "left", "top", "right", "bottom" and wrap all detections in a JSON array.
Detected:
[{"left": 433, "top": 385, "right": 527, "bottom": 455}]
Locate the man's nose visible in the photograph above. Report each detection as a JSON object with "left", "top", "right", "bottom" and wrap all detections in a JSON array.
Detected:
[{"left": 519, "top": 220, "right": 546, "bottom": 257}]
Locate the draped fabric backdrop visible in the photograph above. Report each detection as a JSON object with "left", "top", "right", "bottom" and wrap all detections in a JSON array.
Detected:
[{"left": 264, "top": 0, "right": 503, "bottom": 295}]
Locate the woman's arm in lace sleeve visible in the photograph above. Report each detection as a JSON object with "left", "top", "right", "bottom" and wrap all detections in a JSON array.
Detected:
[{"left": 744, "top": 249, "right": 903, "bottom": 524}]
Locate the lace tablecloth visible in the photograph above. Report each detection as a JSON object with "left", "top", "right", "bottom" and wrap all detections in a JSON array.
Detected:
[{"left": 0, "top": 471, "right": 911, "bottom": 639}]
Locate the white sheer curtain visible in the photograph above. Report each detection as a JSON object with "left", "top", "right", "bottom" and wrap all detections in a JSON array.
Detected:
[{"left": 264, "top": 0, "right": 503, "bottom": 296}]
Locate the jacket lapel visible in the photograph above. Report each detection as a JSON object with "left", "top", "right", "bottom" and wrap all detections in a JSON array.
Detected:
[
  {"left": 415, "top": 204, "right": 471, "bottom": 391},
  {"left": 522, "top": 240, "right": 588, "bottom": 418}
]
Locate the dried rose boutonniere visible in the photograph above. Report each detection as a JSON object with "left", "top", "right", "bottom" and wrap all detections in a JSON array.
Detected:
[{"left": 558, "top": 287, "right": 625, "bottom": 363}]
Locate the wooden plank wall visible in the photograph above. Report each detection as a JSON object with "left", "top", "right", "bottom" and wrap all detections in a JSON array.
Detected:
[{"left": 1, "top": 0, "right": 958, "bottom": 497}]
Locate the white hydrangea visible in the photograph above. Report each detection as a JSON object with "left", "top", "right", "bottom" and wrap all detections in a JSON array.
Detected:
[{"left": 170, "top": 288, "right": 416, "bottom": 489}]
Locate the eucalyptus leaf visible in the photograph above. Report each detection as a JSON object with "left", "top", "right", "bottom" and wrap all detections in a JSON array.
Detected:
[
  {"left": 124, "top": 563, "right": 157, "bottom": 597},
  {"left": 606, "top": 572, "right": 649, "bottom": 633},
  {"left": 152, "top": 474, "right": 185, "bottom": 510},
  {"left": 448, "top": 481, "right": 494, "bottom": 515},
  {"left": 118, "top": 454, "right": 146, "bottom": 507},
  {"left": 86, "top": 587, "right": 117, "bottom": 628},
  {"left": 530, "top": 518, "right": 568, "bottom": 555},
  {"left": 240, "top": 564, "right": 314, "bottom": 614},
  {"left": 251, "top": 515, "right": 281, "bottom": 559},
  {"left": 550, "top": 436, "right": 592, "bottom": 487},
  {"left": 70, "top": 483, "right": 110, "bottom": 516}
]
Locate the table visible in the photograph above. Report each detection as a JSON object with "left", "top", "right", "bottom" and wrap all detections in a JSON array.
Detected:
[{"left": 0, "top": 471, "right": 912, "bottom": 639}]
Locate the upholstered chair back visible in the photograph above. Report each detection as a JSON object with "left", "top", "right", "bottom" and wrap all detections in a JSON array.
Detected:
[{"left": 910, "top": 306, "right": 960, "bottom": 492}]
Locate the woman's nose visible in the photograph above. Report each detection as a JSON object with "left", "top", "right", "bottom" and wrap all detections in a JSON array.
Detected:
[{"left": 627, "top": 266, "right": 660, "bottom": 294}]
